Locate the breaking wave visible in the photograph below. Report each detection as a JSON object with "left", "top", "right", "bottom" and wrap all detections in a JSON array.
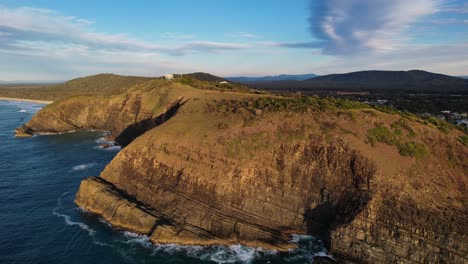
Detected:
[
  {"left": 52, "top": 183, "right": 329, "bottom": 264},
  {"left": 4, "top": 100, "right": 44, "bottom": 113},
  {"left": 120, "top": 230, "right": 277, "bottom": 263},
  {"left": 72, "top": 163, "right": 97, "bottom": 171},
  {"left": 52, "top": 191, "right": 95, "bottom": 236},
  {"left": 95, "top": 137, "right": 121, "bottom": 151}
]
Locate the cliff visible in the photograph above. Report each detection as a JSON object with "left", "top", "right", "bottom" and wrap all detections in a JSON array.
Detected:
[{"left": 19, "top": 78, "right": 467, "bottom": 263}]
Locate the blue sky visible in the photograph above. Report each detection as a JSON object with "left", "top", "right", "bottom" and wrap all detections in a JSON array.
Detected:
[{"left": 0, "top": 0, "right": 467, "bottom": 80}]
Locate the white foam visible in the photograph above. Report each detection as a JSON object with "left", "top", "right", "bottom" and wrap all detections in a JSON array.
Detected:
[
  {"left": 72, "top": 163, "right": 96, "bottom": 171},
  {"left": 95, "top": 137, "right": 111, "bottom": 144},
  {"left": 55, "top": 188, "right": 329, "bottom": 263},
  {"left": 290, "top": 234, "right": 315, "bottom": 243},
  {"left": 53, "top": 211, "right": 96, "bottom": 236},
  {"left": 4, "top": 100, "right": 44, "bottom": 113},
  {"left": 94, "top": 137, "right": 121, "bottom": 151},
  {"left": 122, "top": 231, "right": 153, "bottom": 248},
  {"left": 53, "top": 190, "right": 95, "bottom": 236}
]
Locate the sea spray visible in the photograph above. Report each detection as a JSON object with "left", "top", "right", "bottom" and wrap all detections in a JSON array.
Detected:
[{"left": 72, "top": 163, "right": 97, "bottom": 171}]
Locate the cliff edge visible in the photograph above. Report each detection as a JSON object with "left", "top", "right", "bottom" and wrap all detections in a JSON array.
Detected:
[{"left": 19, "top": 78, "right": 467, "bottom": 263}]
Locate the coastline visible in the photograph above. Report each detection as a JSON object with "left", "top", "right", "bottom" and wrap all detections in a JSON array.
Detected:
[{"left": 0, "top": 97, "right": 53, "bottom": 104}]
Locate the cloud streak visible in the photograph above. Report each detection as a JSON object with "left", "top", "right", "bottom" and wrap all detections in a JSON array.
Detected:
[
  {"left": 309, "top": 0, "right": 442, "bottom": 54},
  {"left": 0, "top": 6, "right": 248, "bottom": 56}
]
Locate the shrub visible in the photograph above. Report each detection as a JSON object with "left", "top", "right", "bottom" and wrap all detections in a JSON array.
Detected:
[
  {"left": 391, "top": 119, "right": 416, "bottom": 137},
  {"left": 366, "top": 125, "right": 398, "bottom": 146},
  {"left": 458, "top": 135, "right": 468, "bottom": 146},
  {"left": 426, "top": 117, "right": 454, "bottom": 134},
  {"left": 397, "top": 142, "right": 427, "bottom": 159},
  {"left": 211, "top": 95, "right": 368, "bottom": 114}
]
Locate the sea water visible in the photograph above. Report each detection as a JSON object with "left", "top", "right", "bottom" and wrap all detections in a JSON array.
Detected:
[{"left": 0, "top": 100, "right": 328, "bottom": 264}]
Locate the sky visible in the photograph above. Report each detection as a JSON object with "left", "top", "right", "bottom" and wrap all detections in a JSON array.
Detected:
[{"left": 0, "top": 0, "right": 467, "bottom": 81}]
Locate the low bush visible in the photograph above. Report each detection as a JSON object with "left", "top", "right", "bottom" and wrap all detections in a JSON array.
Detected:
[
  {"left": 458, "top": 135, "right": 468, "bottom": 146},
  {"left": 366, "top": 125, "right": 398, "bottom": 146},
  {"left": 397, "top": 142, "right": 427, "bottom": 159}
]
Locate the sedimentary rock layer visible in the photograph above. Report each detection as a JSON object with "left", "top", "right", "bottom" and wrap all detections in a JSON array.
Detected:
[{"left": 20, "top": 80, "right": 467, "bottom": 263}]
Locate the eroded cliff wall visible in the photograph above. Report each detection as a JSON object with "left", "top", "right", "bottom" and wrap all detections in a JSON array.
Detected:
[{"left": 20, "top": 81, "right": 467, "bottom": 263}]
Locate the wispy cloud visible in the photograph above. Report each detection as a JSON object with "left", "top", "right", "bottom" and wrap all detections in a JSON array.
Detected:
[
  {"left": 308, "top": 0, "right": 442, "bottom": 55},
  {"left": 0, "top": 6, "right": 248, "bottom": 56},
  {"left": 263, "top": 41, "right": 318, "bottom": 48},
  {"left": 226, "top": 32, "right": 258, "bottom": 38},
  {"left": 441, "top": 2, "right": 468, "bottom": 14},
  {"left": 160, "top": 32, "right": 197, "bottom": 40},
  {"left": 430, "top": 18, "right": 466, "bottom": 24}
]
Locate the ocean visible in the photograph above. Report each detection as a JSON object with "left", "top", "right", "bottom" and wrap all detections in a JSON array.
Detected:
[{"left": 0, "top": 100, "right": 327, "bottom": 264}]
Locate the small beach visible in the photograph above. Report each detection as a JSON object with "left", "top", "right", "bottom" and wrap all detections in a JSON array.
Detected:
[{"left": 0, "top": 97, "right": 53, "bottom": 104}]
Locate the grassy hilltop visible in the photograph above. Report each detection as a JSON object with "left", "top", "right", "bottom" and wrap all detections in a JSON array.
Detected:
[{"left": 0, "top": 74, "right": 155, "bottom": 101}]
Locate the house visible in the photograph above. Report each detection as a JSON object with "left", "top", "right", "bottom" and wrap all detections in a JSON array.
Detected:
[
  {"left": 219, "top": 81, "right": 229, "bottom": 85},
  {"left": 164, "top": 74, "right": 174, "bottom": 80}
]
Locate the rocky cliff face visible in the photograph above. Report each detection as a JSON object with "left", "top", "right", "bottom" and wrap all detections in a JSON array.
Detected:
[{"left": 20, "top": 81, "right": 467, "bottom": 263}]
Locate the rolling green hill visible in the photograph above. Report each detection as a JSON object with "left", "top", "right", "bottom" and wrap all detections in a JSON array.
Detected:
[{"left": 0, "top": 74, "right": 156, "bottom": 101}]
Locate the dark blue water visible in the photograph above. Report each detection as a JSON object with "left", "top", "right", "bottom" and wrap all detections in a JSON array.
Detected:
[{"left": 0, "top": 100, "right": 327, "bottom": 264}]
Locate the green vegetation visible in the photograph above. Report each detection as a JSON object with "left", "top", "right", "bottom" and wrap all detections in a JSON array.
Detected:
[
  {"left": 366, "top": 125, "right": 398, "bottom": 146},
  {"left": 425, "top": 117, "right": 455, "bottom": 134},
  {"left": 391, "top": 119, "right": 416, "bottom": 138},
  {"left": 366, "top": 122, "right": 428, "bottom": 159},
  {"left": 0, "top": 74, "right": 155, "bottom": 101},
  {"left": 173, "top": 74, "right": 251, "bottom": 93},
  {"left": 397, "top": 142, "right": 427, "bottom": 159},
  {"left": 209, "top": 95, "right": 369, "bottom": 113},
  {"left": 458, "top": 135, "right": 468, "bottom": 146},
  {"left": 372, "top": 105, "right": 416, "bottom": 119}
]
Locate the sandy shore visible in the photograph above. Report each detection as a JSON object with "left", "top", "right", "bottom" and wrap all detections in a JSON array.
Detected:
[{"left": 0, "top": 97, "right": 53, "bottom": 104}]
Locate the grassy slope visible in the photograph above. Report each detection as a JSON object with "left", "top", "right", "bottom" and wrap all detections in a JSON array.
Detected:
[
  {"left": 126, "top": 89, "right": 466, "bottom": 211},
  {"left": 0, "top": 74, "right": 155, "bottom": 101}
]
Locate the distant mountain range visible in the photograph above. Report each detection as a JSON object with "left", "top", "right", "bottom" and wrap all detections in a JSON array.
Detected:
[
  {"left": 226, "top": 73, "right": 318, "bottom": 83},
  {"left": 458, "top": 76, "right": 468, "bottom": 79},
  {"left": 247, "top": 70, "right": 468, "bottom": 93}
]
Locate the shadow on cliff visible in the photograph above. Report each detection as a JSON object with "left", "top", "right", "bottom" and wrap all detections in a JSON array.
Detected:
[
  {"left": 304, "top": 187, "right": 371, "bottom": 251},
  {"left": 115, "top": 98, "right": 189, "bottom": 147}
]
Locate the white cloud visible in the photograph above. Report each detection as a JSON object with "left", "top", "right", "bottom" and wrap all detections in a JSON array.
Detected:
[
  {"left": 430, "top": 18, "right": 464, "bottom": 24},
  {"left": 226, "top": 32, "right": 258, "bottom": 38},
  {"left": 0, "top": 6, "right": 248, "bottom": 56},
  {"left": 309, "top": 0, "right": 442, "bottom": 54},
  {"left": 441, "top": 3, "right": 468, "bottom": 14},
  {"left": 0, "top": 3, "right": 466, "bottom": 80},
  {"left": 262, "top": 41, "right": 318, "bottom": 48},
  {"left": 160, "top": 32, "right": 197, "bottom": 40}
]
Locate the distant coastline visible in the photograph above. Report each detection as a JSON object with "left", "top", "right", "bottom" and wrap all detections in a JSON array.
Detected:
[{"left": 0, "top": 97, "right": 53, "bottom": 105}]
